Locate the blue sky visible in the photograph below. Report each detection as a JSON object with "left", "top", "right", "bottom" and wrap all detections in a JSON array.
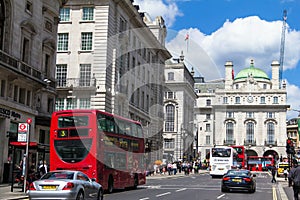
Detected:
[{"left": 135, "top": 0, "right": 300, "bottom": 119}]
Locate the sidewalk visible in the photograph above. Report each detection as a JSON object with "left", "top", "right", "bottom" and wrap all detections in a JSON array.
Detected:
[{"left": 0, "top": 184, "right": 28, "bottom": 200}]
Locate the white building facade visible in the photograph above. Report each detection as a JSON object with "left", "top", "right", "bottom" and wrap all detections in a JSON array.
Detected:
[
  {"left": 163, "top": 56, "right": 197, "bottom": 162},
  {"left": 0, "top": 0, "right": 66, "bottom": 183},
  {"left": 56, "top": 0, "right": 171, "bottom": 166},
  {"left": 195, "top": 60, "right": 289, "bottom": 163}
]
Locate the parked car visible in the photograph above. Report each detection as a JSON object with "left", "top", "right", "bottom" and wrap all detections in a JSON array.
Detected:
[
  {"left": 221, "top": 169, "right": 256, "bottom": 193},
  {"left": 27, "top": 170, "right": 103, "bottom": 200}
]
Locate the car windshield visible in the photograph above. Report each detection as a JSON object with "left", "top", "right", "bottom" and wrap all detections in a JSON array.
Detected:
[
  {"left": 41, "top": 172, "right": 75, "bottom": 180},
  {"left": 226, "top": 170, "right": 249, "bottom": 176}
]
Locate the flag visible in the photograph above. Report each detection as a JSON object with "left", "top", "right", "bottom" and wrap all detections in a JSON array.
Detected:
[
  {"left": 232, "top": 68, "right": 234, "bottom": 80},
  {"left": 185, "top": 33, "right": 189, "bottom": 41}
]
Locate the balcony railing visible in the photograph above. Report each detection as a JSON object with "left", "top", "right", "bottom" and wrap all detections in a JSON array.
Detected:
[
  {"left": 264, "top": 140, "right": 277, "bottom": 146},
  {"left": 223, "top": 139, "right": 236, "bottom": 145},
  {"left": 0, "top": 50, "right": 44, "bottom": 83},
  {"left": 244, "top": 139, "right": 256, "bottom": 146},
  {"left": 57, "top": 78, "right": 96, "bottom": 89}
]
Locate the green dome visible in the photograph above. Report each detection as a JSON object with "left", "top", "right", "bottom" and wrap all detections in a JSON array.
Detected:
[{"left": 234, "top": 62, "right": 269, "bottom": 80}]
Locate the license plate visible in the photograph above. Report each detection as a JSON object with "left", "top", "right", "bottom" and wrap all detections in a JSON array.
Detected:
[
  {"left": 232, "top": 179, "right": 242, "bottom": 182},
  {"left": 219, "top": 168, "right": 224, "bottom": 170},
  {"left": 42, "top": 185, "right": 57, "bottom": 190}
]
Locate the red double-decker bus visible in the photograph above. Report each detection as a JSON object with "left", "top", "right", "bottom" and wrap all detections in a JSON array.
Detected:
[
  {"left": 231, "top": 145, "right": 246, "bottom": 168},
  {"left": 49, "top": 109, "right": 146, "bottom": 192}
]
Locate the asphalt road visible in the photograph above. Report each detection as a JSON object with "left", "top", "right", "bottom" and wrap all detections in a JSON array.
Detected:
[{"left": 103, "top": 172, "right": 284, "bottom": 200}]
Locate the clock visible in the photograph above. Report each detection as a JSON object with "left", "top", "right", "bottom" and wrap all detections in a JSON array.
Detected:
[{"left": 247, "top": 95, "right": 254, "bottom": 103}]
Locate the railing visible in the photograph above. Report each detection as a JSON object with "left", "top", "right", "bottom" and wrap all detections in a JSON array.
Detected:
[
  {"left": 57, "top": 78, "right": 96, "bottom": 88},
  {"left": 223, "top": 139, "right": 236, "bottom": 145},
  {"left": 244, "top": 139, "right": 256, "bottom": 146},
  {"left": 0, "top": 50, "right": 43, "bottom": 82},
  {"left": 264, "top": 140, "right": 277, "bottom": 146}
]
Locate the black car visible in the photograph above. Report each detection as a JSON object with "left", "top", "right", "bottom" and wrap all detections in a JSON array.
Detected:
[{"left": 221, "top": 169, "right": 256, "bottom": 193}]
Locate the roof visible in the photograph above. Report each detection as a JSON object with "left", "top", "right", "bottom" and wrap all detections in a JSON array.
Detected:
[{"left": 234, "top": 61, "right": 269, "bottom": 80}]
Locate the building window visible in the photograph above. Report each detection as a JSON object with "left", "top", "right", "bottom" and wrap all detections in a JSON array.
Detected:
[
  {"left": 19, "top": 88, "right": 26, "bottom": 104},
  {"left": 119, "top": 17, "right": 127, "bottom": 32},
  {"left": 0, "top": 80, "right": 6, "bottom": 97},
  {"left": 13, "top": 85, "right": 18, "bottom": 102},
  {"left": 81, "top": 32, "right": 93, "bottom": 51},
  {"left": 235, "top": 96, "right": 240, "bottom": 104},
  {"left": 79, "top": 64, "right": 91, "bottom": 86},
  {"left": 260, "top": 96, "right": 266, "bottom": 104},
  {"left": 55, "top": 98, "right": 64, "bottom": 111},
  {"left": 168, "top": 72, "right": 174, "bottom": 80},
  {"left": 205, "top": 123, "right": 211, "bottom": 132},
  {"left": 56, "top": 64, "right": 67, "bottom": 87},
  {"left": 47, "top": 98, "right": 54, "bottom": 113},
  {"left": 205, "top": 135, "right": 210, "bottom": 145},
  {"left": 165, "top": 91, "right": 175, "bottom": 99},
  {"left": 22, "top": 37, "right": 30, "bottom": 63},
  {"left": 246, "top": 122, "right": 254, "bottom": 143},
  {"left": 206, "top": 114, "right": 211, "bottom": 120},
  {"left": 26, "top": 1, "right": 32, "bottom": 13},
  {"left": 267, "top": 112, "right": 275, "bottom": 119},
  {"left": 57, "top": 33, "right": 69, "bottom": 51},
  {"left": 263, "top": 84, "right": 267, "bottom": 89},
  {"left": 223, "top": 97, "right": 228, "bottom": 104},
  {"left": 206, "top": 99, "right": 211, "bottom": 106},
  {"left": 267, "top": 122, "right": 275, "bottom": 144},
  {"left": 165, "top": 105, "right": 175, "bottom": 132},
  {"left": 66, "top": 98, "right": 76, "bottom": 109},
  {"left": 59, "top": 8, "right": 70, "bottom": 22},
  {"left": 79, "top": 98, "right": 90, "bottom": 109},
  {"left": 164, "top": 138, "right": 175, "bottom": 149},
  {"left": 235, "top": 84, "right": 239, "bottom": 89},
  {"left": 226, "top": 122, "right": 234, "bottom": 143},
  {"left": 226, "top": 112, "right": 234, "bottom": 118},
  {"left": 26, "top": 90, "right": 31, "bottom": 106},
  {"left": 82, "top": 7, "right": 94, "bottom": 21},
  {"left": 246, "top": 112, "right": 254, "bottom": 118},
  {"left": 273, "top": 96, "right": 278, "bottom": 104}
]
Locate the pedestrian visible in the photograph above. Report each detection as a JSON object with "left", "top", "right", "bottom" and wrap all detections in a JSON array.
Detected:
[
  {"left": 289, "top": 159, "right": 300, "bottom": 200},
  {"left": 167, "top": 163, "right": 172, "bottom": 175},
  {"left": 172, "top": 162, "right": 177, "bottom": 175},
  {"left": 271, "top": 164, "right": 277, "bottom": 183},
  {"left": 38, "top": 160, "right": 48, "bottom": 177},
  {"left": 284, "top": 167, "right": 289, "bottom": 181}
]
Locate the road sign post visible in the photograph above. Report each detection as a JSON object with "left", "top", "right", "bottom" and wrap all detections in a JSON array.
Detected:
[{"left": 22, "top": 118, "right": 32, "bottom": 192}]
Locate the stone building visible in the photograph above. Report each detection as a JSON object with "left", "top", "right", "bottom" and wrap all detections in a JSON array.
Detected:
[
  {"left": 55, "top": 0, "right": 171, "bottom": 166},
  {"left": 0, "top": 0, "right": 66, "bottom": 183},
  {"left": 195, "top": 60, "right": 289, "bottom": 163},
  {"left": 163, "top": 54, "right": 197, "bottom": 162}
]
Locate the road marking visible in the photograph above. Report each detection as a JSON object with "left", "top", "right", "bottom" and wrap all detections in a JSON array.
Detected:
[
  {"left": 273, "top": 186, "right": 277, "bottom": 200},
  {"left": 176, "top": 188, "right": 187, "bottom": 192},
  {"left": 139, "top": 198, "right": 149, "bottom": 200},
  {"left": 156, "top": 192, "right": 171, "bottom": 197},
  {"left": 217, "top": 194, "right": 225, "bottom": 199}
]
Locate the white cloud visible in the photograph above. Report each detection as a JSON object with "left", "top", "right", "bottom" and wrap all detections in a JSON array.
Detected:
[
  {"left": 286, "top": 81, "right": 300, "bottom": 119},
  {"left": 167, "top": 16, "right": 300, "bottom": 78},
  {"left": 134, "top": 0, "right": 183, "bottom": 27}
]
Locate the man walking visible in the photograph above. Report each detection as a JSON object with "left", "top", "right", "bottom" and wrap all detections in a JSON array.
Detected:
[
  {"left": 289, "top": 159, "right": 300, "bottom": 200},
  {"left": 271, "top": 164, "right": 277, "bottom": 183}
]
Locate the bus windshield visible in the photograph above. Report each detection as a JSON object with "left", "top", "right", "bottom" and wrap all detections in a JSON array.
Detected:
[
  {"left": 54, "top": 139, "right": 92, "bottom": 163},
  {"left": 212, "top": 148, "right": 232, "bottom": 157}
]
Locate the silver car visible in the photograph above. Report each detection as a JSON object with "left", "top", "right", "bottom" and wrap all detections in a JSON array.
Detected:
[{"left": 27, "top": 170, "right": 103, "bottom": 200}]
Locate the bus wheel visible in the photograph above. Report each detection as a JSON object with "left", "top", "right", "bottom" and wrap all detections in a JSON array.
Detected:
[
  {"left": 108, "top": 176, "right": 114, "bottom": 193},
  {"left": 97, "top": 189, "right": 104, "bottom": 200},
  {"left": 133, "top": 175, "right": 138, "bottom": 189}
]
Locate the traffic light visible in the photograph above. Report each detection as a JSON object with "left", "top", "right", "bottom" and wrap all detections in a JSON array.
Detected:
[{"left": 286, "top": 138, "right": 296, "bottom": 155}]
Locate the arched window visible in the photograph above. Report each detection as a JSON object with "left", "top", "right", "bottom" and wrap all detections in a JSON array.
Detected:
[
  {"left": 0, "top": 0, "right": 5, "bottom": 49},
  {"left": 246, "top": 122, "right": 254, "bottom": 143},
  {"left": 267, "top": 122, "right": 275, "bottom": 144},
  {"left": 226, "top": 122, "right": 234, "bottom": 143},
  {"left": 165, "top": 105, "right": 175, "bottom": 132}
]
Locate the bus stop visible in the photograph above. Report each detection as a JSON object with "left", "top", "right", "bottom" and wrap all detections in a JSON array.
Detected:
[{"left": 8, "top": 141, "right": 49, "bottom": 192}]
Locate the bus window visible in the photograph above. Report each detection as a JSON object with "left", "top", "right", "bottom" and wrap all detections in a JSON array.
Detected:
[
  {"left": 97, "top": 114, "right": 107, "bottom": 131},
  {"left": 137, "top": 125, "right": 143, "bottom": 138},
  {"left": 58, "top": 116, "right": 89, "bottom": 128}
]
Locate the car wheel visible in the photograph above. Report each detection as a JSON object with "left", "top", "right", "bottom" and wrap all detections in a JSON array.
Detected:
[
  {"left": 76, "top": 191, "right": 84, "bottom": 200},
  {"left": 221, "top": 187, "right": 227, "bottom": 193},
  {"left": 97, "top": 189, "right": 103, "bottom": 200},
  {"left": 108, "top": 176, "right": 114, "bottom": 193}
]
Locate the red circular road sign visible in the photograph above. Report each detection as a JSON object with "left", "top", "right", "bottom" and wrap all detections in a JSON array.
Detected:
[
  {"left": 19, "top": 124, "right": 27, "bottom": 131},
  {"left": 26, "top": 118, "right": 32, "bottom": 124}
]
